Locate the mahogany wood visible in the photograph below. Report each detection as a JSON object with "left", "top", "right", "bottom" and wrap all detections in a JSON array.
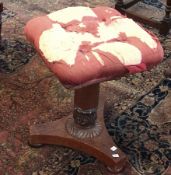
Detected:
[
  {"left": 29, "top": 84, "right": 128, "bottom": 173},
  {"left": 74, "top": 83, "right": 99, "bottom": 110}
]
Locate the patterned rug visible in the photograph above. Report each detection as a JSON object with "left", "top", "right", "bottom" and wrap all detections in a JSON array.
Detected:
[
  {"left": 67, "top": 78, "right": 171, "bottom": 175},
  {"left": 143, "top": 0, "right": 165, "bottom": 9},
  {"left": 0, "top": 38, "right": 35, "bottom": 73},
  {"left": 0, "top": 2, "right": 170, "bottom": 175},
  {"left": 2, "top": 6, "right": 16, "bottom": 22}
]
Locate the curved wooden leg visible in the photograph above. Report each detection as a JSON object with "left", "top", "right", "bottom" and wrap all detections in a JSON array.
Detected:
[{"left": 29, "top": 84, "right": 128, "bottom": 173}]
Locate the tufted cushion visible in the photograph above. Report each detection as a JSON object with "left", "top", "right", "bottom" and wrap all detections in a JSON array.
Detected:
[{"left": 24, "top": 6, "right": 163, "bottom": 89}]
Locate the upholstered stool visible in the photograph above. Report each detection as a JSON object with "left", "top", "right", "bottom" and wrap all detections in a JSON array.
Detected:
[{"left": 24, "top": 6, "right": 164, "bottom": 173}]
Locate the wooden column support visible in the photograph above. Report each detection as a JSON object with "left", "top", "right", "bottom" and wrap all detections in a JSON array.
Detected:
[{"left": 29, "top": 84, "right": 128, "bottom": 173}]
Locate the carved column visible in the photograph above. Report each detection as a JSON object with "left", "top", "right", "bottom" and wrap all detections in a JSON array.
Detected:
[{"left": 66, "top": 83, "right": 102, "bottom": 138}]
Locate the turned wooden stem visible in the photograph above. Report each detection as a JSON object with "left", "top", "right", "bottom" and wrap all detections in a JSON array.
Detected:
[
  {"left": 74, "top": 83, "right": 99, "bottom": 110},
  {"left": 66, "top": 84, "right": 102, "bottom": 138},
  {"left": 73, "top": 84, "right": 100, "bottom": 128}
]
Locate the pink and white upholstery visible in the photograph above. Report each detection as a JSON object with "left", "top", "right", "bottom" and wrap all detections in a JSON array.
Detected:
[{"left": 24, "top": 6, "right": 164, "bottom": 89}]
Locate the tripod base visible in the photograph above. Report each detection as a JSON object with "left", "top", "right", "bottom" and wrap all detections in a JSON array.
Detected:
[
  {"left": 30, "top": 115, "right": 127, "bottom": 173},
  {"left": 29, "top": 84, "right": 128, "bottom": 173}
]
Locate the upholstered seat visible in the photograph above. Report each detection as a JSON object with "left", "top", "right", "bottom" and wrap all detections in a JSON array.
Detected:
[
  {"left": 24, "top": 6, "right": 164, "bottom": 173},
  {"left": 24, "top": 6, "right": 163, "bottom": 89}
]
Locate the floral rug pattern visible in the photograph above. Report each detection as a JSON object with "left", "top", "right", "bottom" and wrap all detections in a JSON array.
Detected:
[
  {"left": 66, "top": 79, "right": 171, "bottom": 175},
  {"left": 143, "top": 0, "right": 165, "bottom": 9},
  {"left": 0, "top": 1, "right": 171, "bottom": 175}
]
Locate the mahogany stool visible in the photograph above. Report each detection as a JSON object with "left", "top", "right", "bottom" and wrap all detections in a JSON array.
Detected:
[{"left": 24, "top": 6, "right": 164, "bottom": 173}]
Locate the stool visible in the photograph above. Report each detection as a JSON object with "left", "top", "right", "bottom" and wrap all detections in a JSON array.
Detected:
[{"left": 24, "top": 6, "right": 164, "bottom": 173}]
